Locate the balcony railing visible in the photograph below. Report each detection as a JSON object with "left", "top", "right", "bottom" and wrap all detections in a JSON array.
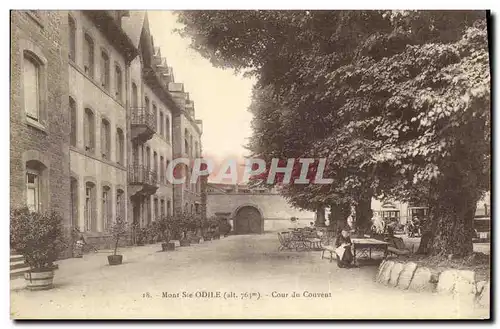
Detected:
[
  {"left": 128, "top": 165, "right": 158, "bottom": 186},
  {"left": 130, "top": 107, "right": 157, "bottom": 142}
]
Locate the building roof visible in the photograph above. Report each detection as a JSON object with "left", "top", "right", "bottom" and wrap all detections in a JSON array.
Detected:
[{"left": 120, "top": 10, "right": 146, "bottom": 49}]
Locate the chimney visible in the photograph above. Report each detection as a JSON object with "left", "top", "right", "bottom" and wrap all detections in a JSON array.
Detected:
[{"left": 168, "top": 82, "right": 186, "bottom": 112}]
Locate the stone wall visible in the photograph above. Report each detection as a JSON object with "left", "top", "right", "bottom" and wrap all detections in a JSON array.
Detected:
[
  {"left": 376, "top": 260, "right": 490, "bottom": 308},
  {"left": 207, "top": 193, "right": 315, "bottom": 232}
]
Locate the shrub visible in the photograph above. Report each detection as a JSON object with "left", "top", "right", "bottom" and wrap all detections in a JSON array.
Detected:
[{"left": 10, "top": 207, "right": 67, "bottom": 272}]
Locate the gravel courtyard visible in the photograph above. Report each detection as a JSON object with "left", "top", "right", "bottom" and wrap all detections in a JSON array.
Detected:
[{"left": 10, "top": 233, "right": 489, "bottom": 319}]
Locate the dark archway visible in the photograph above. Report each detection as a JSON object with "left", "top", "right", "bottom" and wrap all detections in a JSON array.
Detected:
[{"left": 234, "top": 206, "right": 263, "bottom": 234}]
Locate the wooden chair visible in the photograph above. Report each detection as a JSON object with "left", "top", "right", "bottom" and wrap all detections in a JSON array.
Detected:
[
  {"left": 278, "top": 232, "right": 295, "bottom": 251},
  {"left": 321, "top": 245, "right": 336, "bottom": 262}
]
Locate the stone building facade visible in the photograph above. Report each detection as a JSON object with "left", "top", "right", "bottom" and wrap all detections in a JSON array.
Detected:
[
  {"left": 11, "top": 10, "right": 206, "bottom": 249},
  {"left": 10, "top": 11, "right": 71, "bottom": 225}
]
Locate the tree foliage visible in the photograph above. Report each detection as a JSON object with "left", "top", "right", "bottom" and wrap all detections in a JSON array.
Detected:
[{"left": 176, "top": 10, "right": 491, "bottom": 256}]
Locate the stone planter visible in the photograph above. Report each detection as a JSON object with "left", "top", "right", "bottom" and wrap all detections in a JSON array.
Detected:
[
  {"left": 162, "top": 242, "right": 176, "bottom": 251},
  {"left": 375, "top": 259, "right": 490, "bottom": 308},
  {"left": 190, "top": 237, "right": 201, "bottom": 244},
  {"left": 180, "top": 239, "right": 191, "bottom": 247},
  {"left": 25, "top": 270, "right": 54, "bottom": 290},
  {"left": 107, "top": 255, "right": 123, "bottom": 266}
]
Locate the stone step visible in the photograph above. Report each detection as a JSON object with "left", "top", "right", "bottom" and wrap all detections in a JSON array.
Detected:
[
  {"left": 10, "top": 255, "right": 24, "bottom": 262},
  {"left": 10, "top": 252, "right": 30, "bottom": 280},
  {"left": 10, "top": 260, "right": 29, "bottom": 271},
  {"left": 10, "top": 266, "right": 30, "bottom": 279}
]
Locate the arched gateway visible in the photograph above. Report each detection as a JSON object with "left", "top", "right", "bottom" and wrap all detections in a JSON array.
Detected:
[{"left": 233, "top": 205, "right": 263, "bottom": 234}]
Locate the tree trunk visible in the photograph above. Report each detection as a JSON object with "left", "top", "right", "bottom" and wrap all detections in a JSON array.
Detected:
[
  {"left": 354, "top": 193, "right": 373, "bottom": 232},
  {"left": 417, "top": 173, "right": 480, "bottom": 257},
  {"left": 329, "top": 202, "right": 351, "bottom": 233},
  {"left": 429, "top": 193, "right": 476, "bottom": 257},
  {"left": 315, "top": 207, "right": 326, "bottom": 227}
]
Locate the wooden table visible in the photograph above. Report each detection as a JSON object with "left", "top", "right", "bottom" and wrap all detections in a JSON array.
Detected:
[{"left": 351, "top": 238, "right": 389, "bottom": 264}]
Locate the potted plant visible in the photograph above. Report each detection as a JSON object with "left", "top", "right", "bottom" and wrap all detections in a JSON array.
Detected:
[
  {"left": 190, "top": 216, "right": 202, "bottom": 244},
  {"left": 178, "top": 214, "right": 192, "bottom": 247},
  {"left": 108, "top": 217, "right": 127, "bottom": 266},
  {"left": 71, "top": 226, "right": 84, "bottom": 258},
  {"left": 220, "top": 219, "right": 232, "bottom": 237},
  {"left": 10, "top": 208, "right": 67, "bottom": 290},
  {"left": 136, "top": 227, "right": 146, "bottom": 246},
  {"left": 211, "top": 217, "right": 221, "bottom": 240},
  {"left": 158, "top": 216, "right": 176, "bottom": 251}
]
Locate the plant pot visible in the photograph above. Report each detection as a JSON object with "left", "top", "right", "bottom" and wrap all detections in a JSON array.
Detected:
[
  {"left": 180, "top": 239, "right": 191, "bottom": 247},
  {"left": 190, "top": 237, "right": 201, "bottom": 244},
  {"left": 24, "top": 270, "right": 54, "bottom": 290},
  {"left": 162, "top": 242, "right": 175, "bottom": 251},
  {"left": 107, "top": 255, "right": 123, "bottom": 266}
]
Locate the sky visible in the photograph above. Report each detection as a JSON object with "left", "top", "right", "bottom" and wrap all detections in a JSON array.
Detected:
[{"left": 147, "top": 11, "right": 256, "bottom": 175}]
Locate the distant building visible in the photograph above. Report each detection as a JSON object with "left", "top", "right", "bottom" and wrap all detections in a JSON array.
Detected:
[
  {"left": 206, "top": 183, "right": 315, "bottom": 233},
  {"left": 371, "top": 191, "right": 491, "bottom": 225}
]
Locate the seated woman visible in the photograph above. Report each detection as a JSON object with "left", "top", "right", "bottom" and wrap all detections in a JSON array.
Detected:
[{"left": 335, "top": 228, "right": 355, "bottom": 268}]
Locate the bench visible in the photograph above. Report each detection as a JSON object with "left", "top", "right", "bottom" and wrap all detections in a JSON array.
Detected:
[{"left": 386, "top": 237, "right": 413, "bottom": 257}]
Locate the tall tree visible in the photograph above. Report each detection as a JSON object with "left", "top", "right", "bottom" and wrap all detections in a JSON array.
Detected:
[{"left": 177, "top": 10, "right": 490, "bottom": 256}]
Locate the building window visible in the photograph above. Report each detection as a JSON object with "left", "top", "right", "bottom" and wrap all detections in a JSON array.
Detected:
[
  {"left": 167, "top": 200, "right": 171, "bottom": 216},
  {"left": 101, "top": 119, "right": 110, "bottom": 159},
  {"left": 153, "top": 151, "right": 158, "bottom": 181},
  {"left": 70, "top": 177, "right": 78, "bottom": 228},
  {"left": 161, "top": 199, "right": 165, "bottom": 218},
  {"left": 184, "top": 129, "right": 189, "bottom": 155},
  {"left": 131, "top": 82, "right": 138, "bottom": 107},
  {"left": 159, "top": 111, "right": 164, "bottom": 137},
  {"left": 154, "top": 197, "right": 159, "bottom": 221},
  {"left": 83, "top": 34, "right": 94, "bottom": 78},
  {"left": 26, "top": 170, "right": 40, "bottom": 212},
  {"left": 85, "top": 182, "right": 96, "bottom": 231},
  {"left": 185, "top": 165, "right": 190, "bottom": 190},
  {"left": 23, "top": 54, "right": 40, "bottom": 121},
  {"left": 153, "top": 103, "right": 158, "bottom": 127},
  {"left": 145, "top": 146, "right": 151, "bottom": 171},
  {"left": 166, "top": 159, "right": 171, "bottom": 183},
  {"left": 145, "top": 96, "right": 150, "bottom": 112},
  {"left": 102, "top": 186, "right": 111, "bottom": 231},
  {"left": 100, "top": 50, "right": 110, "bottom": 90},
  {"left": 115, "top": 64, "right": 122, "bottom": 101},
  {"left": 69, "top": 97, "right": 77, "bottom": 147},
  {"left": 160, "top": 156, "right": 164, "bottom": 183},
  {"left": 68, "top": 15, "right": 76, "bottom": 61},
  {"left": 116, "top": 128, "right": 124, "bottom": 165},
  {"left": 190, "top": 135, "right": 193, "bottom": 157},
  {"left": 84, "top": 108, "right": 95, "bottom": 153},
  {"left": 116, "top": 189, "right": 124, "bottom": 219},
  {"left": 146, "top": 196, "right": 151, "bottom": 225},
  {"left": 166, "top": 116, "right": 170, "bottom": 142}
]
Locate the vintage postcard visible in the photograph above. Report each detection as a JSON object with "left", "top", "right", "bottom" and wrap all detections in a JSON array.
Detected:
[{"left": 9, "top": 9, "right": 491, "bottom": 319}]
